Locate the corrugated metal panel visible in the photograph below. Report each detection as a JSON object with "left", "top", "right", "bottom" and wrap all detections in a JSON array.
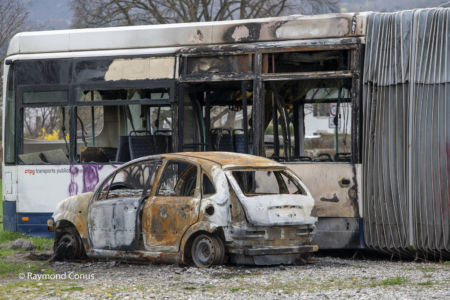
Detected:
[{"left": 363, "top": 8, "right": 449, "bottom": 258}]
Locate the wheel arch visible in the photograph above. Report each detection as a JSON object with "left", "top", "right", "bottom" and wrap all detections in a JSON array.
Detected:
[
  {"left": 179, "top": 221, "right": 225, "bottom": 265},
  {"left": 54, "top": 219, "right": 87, "bottom": 257}
]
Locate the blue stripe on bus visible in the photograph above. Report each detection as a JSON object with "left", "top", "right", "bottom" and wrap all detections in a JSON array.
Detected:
[
  {"left": 17, "top": 213, "right": 55, "bottom": 238},
  {"left": 2, "top": 201, "right": 17, "bottom": 232}
]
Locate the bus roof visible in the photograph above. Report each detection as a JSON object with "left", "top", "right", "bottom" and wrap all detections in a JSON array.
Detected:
[{"left": 7, "top": 13, "right": 368, "bottom": 57}]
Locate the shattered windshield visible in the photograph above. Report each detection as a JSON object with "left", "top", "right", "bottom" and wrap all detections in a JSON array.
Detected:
[{"left": 231, "top": 169, "right": 305, "bottom": 196}]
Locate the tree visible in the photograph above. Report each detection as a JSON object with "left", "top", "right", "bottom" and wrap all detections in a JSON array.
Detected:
[
  {"left": 71, "top": 0, "right": 340, "bottom": 28},
  {"left": 0, "top": 0, "right": 29, "bottom": 150},
  {"left": 0, "top": 0, "right": 29, "bottom": 63}
]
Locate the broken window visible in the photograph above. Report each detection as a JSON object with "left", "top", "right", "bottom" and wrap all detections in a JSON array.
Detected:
[
  {"left": 157, "top": 161, "right": 197, "bottom": 197},
  {"left": 75, "top": 57, "right": 175, "bottom": 83},
  {"left": 263, "top": 50, "right": 350, "bottom": 73},
  {"left": 19, "top": 106, "right": 70, "bottom": 164},
  {"left": 184, "top": 54, "right": 253, "bottom": 76},
  {"left": 75, "top": 87, "right": 172, "bottom": 163},
  {"left": 263, "top": 78, "right": 352, "bottom": 162},
  {"left": 12, "top": 58, "right": 175, "bottom": 165},
  {"left": 98, "top": 160, "right": 161, "bottom": 201},
  {"left": 182, "top": 81, "right": 252, "bottom": 153},
  {"left": 231, "top": 169, "right": 304, "bottom": 196}
]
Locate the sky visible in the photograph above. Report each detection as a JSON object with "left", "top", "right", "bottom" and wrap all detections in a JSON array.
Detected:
[
  {"left": 24, "top": 0, "right": 73, "bottom": 30},
  {"left": 23, "top": 0, "right": 448, "bottom": 31}
]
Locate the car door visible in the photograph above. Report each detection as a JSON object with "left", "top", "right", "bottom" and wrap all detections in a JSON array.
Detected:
[
  {"left": 88, "top": 159, "right": 161, "bottom": 250},
  {"left": 142, "top": 159, "right": 200, "bottom": 252}
]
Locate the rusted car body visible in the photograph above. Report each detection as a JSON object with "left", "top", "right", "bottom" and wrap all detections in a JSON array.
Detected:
[{"left": 49, "top": 152, "right": 317, "bottom": 267}]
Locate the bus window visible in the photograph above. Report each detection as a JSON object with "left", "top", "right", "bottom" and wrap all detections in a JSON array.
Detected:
[
  {"left": 4, "top": 67, "right": 15, "bottom": 164},
  {"left": 182, "top": 81, "right": 253, "bottom": 153},
  {"left": 184, "top": 55, "right": 253, "bottom": 76},
  {"left": 263, "top": 50, "right": 350, "bottom": 73},
  {"left": 74, "top": 57, "right": 175, "bottom": 83},
  {"left": 19, "top": 106, "right": 70, "bottom": 165},
  {"left": 15, "top": 59, "right": 71, "bottom": 85},
  {"left": 23, "top": 91, "right": 68, "bottom": 104},
  {"left": 263, "top": 78, "right": 352, "bottom": 162},
  {"left": 75, "top": 88, "right": 172, "bottom": 163},
  {"left": 76, "top": 88, "right": 170, "bottom": 103}
]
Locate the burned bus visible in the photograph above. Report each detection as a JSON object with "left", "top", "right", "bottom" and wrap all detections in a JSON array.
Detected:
[{"left": 2, "top": 7, "right": 449, "bottom": 258}]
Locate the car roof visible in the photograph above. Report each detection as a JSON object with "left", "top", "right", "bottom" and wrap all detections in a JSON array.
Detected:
[{"left": 162, "top": 152, "right": 283, "bottom": 169}]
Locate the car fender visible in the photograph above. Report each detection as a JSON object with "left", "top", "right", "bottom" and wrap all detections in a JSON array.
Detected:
[
  {"left": 52, "top": 192, "right": 92, "bottom": 240},
  {"left": 179, "top": 221, "right": 220, "bottom": 263}
]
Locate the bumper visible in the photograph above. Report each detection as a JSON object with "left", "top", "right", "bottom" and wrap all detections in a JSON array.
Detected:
[
  {"left": 230, "top": 244, "right": 318, "bottom": 256},
  {"left": 47, "top": 219, "right": 55, "bottom": 232}
]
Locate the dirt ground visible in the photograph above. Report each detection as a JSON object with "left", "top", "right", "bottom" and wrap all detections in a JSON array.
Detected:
[{"left": 0, "top": 250, "right": 449, "bottom": 300}]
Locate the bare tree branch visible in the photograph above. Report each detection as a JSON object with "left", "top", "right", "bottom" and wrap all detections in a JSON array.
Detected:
[
  {"left": 71, "top": 0, "right": 340, "bottom": 28},
  {"left": 0, "top": 0, "right": 29, "bottom": 59}
]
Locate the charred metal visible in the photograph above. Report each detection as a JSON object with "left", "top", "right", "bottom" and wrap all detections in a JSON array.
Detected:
[{"left": 51, "top": 153, "right": 318, "bottom": 267}]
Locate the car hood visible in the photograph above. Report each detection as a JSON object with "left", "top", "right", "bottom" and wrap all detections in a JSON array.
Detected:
[{"left": 52, "top": 192, "right": 92, "bottom": 223}]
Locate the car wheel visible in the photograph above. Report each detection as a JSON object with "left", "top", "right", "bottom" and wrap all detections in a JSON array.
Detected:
[
  {"left": 54, "top": 230, "right": 84, "bottom": 260},
  {"left": 191, "top": 234, "right": 222, "bottom": 268},
  {"left": 212, "top": 235, "right": 226, "bottom": 265}
]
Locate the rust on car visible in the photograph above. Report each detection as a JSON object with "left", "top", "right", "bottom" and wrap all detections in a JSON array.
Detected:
[{"left": 50, "top": 152, "right": 318, "bottom": 267}]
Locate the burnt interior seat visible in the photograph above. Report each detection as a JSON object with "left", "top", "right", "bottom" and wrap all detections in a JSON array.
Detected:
[
  {"left": 233, "top": 129, "right": 246, "bottom": 153},
  {"left": 155, "top": 129, "right": 172, "bottom": 153},
  {"left": 115, "top": 136, "right": 131, "bottom": 162},
  {"left": 211, "top": 128, "right": 233, "bottom": 151},
  {"left": 334, "top": 152, "right": 352, "bottom": 162},
  {"left": 128, "top": 130, "right": 160, "bottom": 159}
]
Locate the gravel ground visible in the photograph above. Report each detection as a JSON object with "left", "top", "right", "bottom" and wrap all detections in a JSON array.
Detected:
[{"left": 1, "top": 255, "right": 449, "bottom": 299}]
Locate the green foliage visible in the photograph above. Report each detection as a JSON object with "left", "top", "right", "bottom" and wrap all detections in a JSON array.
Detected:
[
  {"left": 0, "top": 260, "right": 44, "bottom": 277},
  {"left": 417, "top": 281, "right": 433, "bottom": 286},
  {"left": 0, "top": 179, "right": 3, "bottom": 225},
  {"left": 0, "top": 230, "right": 23, "bottom": 244},
  {"left": 0, "top": 231, "right": 53, "bottom": 251},
  {"left": 382, "top": 276, "right": 408, "bottom": 286},
  {"left": 0, "top": 178, "right": 53, "bottom": 252},
  {"left": 62, "top": 286, "right": 84, "bottom": 291}
]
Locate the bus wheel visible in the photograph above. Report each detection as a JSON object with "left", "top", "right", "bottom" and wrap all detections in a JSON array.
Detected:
[
  {"left": 54, "top": 230, "right": 84, "bottom": 260},
  {"left": 191, "top": 234, "right": 223, "bottom": 268}
]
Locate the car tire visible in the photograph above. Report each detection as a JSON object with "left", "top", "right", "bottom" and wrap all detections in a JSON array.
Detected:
[
  {"left": 191, "top": 233, "right": 223, "bottom": 268},
  {"left": 212, "top": 235, "right": 226, "bottom": 265},
  {"left": 54, "top": 230, "right": 84, "bottom": 260}
]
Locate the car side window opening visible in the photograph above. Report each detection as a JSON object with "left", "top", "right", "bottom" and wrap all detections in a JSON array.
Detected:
[
  {"left": 157, "top": 161, "right": 198, "bottom": 197},
  {"left": 97, "top": 160, "right": 161, "bottom": 201},
  {"left": 202, "top": 173, "right": 216, "bottom": 196},
  {"left": 232, "top": 169, "right": 304, "bottom": 196}
]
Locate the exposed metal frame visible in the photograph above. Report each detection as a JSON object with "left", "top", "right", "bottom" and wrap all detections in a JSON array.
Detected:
[
  {"left": 13, "top": 55, "right": 176, "bottom": 164},
  {"left": 11, "top": 37, "right": 363, "bottom": 165}
]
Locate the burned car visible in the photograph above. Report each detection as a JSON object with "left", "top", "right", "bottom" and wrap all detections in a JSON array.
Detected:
[{"left": 49, "top": 152, "right": 318, "bottom": 267}]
